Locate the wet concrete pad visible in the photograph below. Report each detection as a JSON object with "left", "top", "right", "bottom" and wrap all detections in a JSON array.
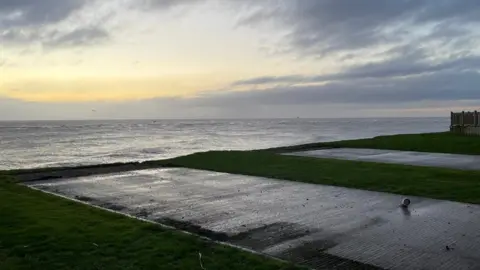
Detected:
[
  {"left": 286, "top": 148, "right": 480, "bottom": 170},
  {"left": 26, "top": 168, "right": 480, "bottom": 270}
]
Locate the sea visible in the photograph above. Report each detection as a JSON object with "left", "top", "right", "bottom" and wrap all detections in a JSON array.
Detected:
[{"left": 0, "top": 118, "right": 448, "bottom": 170}]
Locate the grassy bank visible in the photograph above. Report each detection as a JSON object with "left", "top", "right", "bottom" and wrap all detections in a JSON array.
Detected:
[
  {"left": 7, "top": 132, "right": 480, "bottom": 182},
  {"left": 267, "top": 132, "right": 480, "bottom": 155},
  {"left": 5, "top": 131, "right": 480, "bottom": 269},
  {"left": 167, "top": 151, "right": 480, "bottom": 204},
  {"left": 0, "top": 175, "right": 300, "bottom": 270}
]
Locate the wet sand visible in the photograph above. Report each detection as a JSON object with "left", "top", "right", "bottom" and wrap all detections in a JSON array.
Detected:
[{"left": 26, "top": 168, "right": 480, "bottom": 270}]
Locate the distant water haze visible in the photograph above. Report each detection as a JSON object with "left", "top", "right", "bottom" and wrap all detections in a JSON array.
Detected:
[{"left": 0, "top": 118, "right": 448, "bottom": 170}]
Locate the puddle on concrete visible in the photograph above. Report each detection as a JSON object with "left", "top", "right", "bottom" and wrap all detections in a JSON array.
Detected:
[
  {"left": 229, "top": 222, "right": 319, "bottom": 251},
  {"left": 286, "top": 148, "right": 480, "bottom": 170},
  {"left": 280, "top": 239, "right": 381, "bottom": 270},
  {"left": 26, "top": 168, "right": 480, "bottom": 270}
]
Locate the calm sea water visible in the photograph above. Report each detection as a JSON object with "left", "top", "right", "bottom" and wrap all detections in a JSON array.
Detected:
[{"left": 0, "top": 118, "right": 448, "bottom": 170}]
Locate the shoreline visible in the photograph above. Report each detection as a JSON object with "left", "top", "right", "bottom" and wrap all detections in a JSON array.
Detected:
[
  {"left": 4, "top": 131, "right": 480, "bottom": 205},
  {"left": 7, "top": 131, "right": 480, "bottom": 183}
]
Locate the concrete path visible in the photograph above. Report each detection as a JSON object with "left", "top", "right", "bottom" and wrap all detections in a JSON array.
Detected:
[
  {"left": 287, "top": 148, "right": 480, "bottom": 170},
  {"left": 27, "top": 169, "right": 480, "bottom": 270}
]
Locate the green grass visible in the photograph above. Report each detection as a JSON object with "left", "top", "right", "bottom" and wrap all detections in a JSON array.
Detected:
[
  {"left": 4, "top": 131, "right": 480, "bottom": 269},
  {"left": 166, "top": 151, "right": 480, "bottom": 204},
  {"left": 0, "top": 175, "right": 300, "bottom": 270},
  {"left": 266, "top": 132, "right": 480, "bottom": 155},
  {"left": 5, "top": 131, "right": 480, "bottom": 269}
]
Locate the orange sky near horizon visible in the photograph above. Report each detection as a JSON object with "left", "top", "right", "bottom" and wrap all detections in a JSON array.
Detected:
[{"left": 0, "top": 1, "right": 343, "bottom": 103}]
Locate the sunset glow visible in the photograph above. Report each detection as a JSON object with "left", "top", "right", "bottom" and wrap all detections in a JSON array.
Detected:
[{"left": 1, "top": 0, "right": 480, "bottom": 119}]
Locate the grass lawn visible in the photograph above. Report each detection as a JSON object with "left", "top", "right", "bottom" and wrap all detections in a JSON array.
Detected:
[
  {"left": 266, "top": 132, "right": 480, "bottom": 155},
  {"left": 166, "top": 151, "right": 480, "bottom": 204},
  {"left": 0, "top": 175, "right": 301, "bottom": 270},
  {"left": 5, "top": 131, "right": 480, "bottom": 269}
]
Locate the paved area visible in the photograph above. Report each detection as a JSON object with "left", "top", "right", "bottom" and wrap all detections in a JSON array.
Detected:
[
  {"left": 287, "top": 148, "right": 480, "bottom": 170},
  {"left": 27, "top": 168, "right": 480, "bottom": 270}
]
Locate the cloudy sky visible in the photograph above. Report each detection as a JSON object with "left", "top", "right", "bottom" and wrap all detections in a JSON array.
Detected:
[{"left": 1, "top": 0, "right": 480, "bottom": 120}]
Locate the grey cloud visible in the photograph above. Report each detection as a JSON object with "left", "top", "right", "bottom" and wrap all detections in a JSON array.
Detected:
[
  {"left": 239, "top": 0, "right": 480, "bottom": 55},
  {"left": 1, "top": 0, "right": 202, "bottom": 49},
  {"left": 0, "top": 0, "right": 87, "bottom": 27},
  {"left": 0, "top": 28, "right": 39, "bottom": 44},
  {"left": 320, "top": 53, "right": 480, "bottom": 81},
  {"left": 0, "top": 26, "right": 109, "bottom": 48},
  {"left": 234, "top": 1, "right": 480, "bottom": 113},
  {"left": 121, "top": 69, "right": 480, "bottom": 118},
  {"left": 134, "top": 0, "right": 204, "bottom": 10},
  {"left": 233, "top": 75, "right": 306, "bottom": 86},
  {"left": 414, "top": 0, "right": 480, "bottom": 23},
  {"left": 0, "top": 0, "right": 109, "bottom": 49},
  {"left": 234, "top": 51, "right": 480, "bottom": 86},
  {"left": 43, "top": 27, "right": 109, "bottom": 47},
  {"left": 202, "top": 70, "right": 480, "bottom": 107}
]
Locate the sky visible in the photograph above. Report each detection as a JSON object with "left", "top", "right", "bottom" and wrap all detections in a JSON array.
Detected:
[{"left": 1, "top": 0, "right": 480, "bottom": 120}]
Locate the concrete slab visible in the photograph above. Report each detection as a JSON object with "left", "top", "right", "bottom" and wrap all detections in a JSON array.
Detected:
[
  {"left": 26, "top": 169, "right": 480, "bottom": 270},
  {"left": 287, "top": 148, "right": 480, "bottom": 170}
]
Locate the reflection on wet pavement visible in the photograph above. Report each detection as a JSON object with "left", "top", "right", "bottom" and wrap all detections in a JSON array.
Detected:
[
  {"left": 286, "top": 148, "right": 480, "bottom": 170},
  {"left": 26, "top": 168, "right": 480, "bottom": 270}
]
